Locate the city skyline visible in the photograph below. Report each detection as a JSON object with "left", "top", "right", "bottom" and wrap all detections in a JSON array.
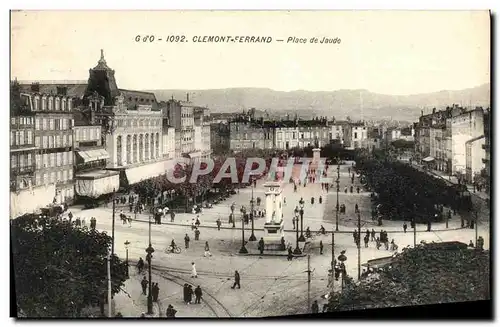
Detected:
[{"left": 11, "top": 10, "right": 490, "bottom": 95}]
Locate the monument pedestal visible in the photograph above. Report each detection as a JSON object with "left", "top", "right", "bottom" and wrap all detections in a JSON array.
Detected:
[{"left": 262, "top": 181, "right": 286, "bottom": 251}]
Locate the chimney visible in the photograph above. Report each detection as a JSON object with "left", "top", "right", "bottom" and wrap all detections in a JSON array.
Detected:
[
  {"left": 186, "top": 93, "right": 189, "bottom": 102},
  {"left": 31, "top": 82, "right": 40, "bottom": 92}
]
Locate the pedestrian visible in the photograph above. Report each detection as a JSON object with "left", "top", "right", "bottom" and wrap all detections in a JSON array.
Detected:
[
  {"left": 258, "top": 237, "right": 265, "bottom": 255},
  {"left": 364, "top": 234, "right": 369, "bottom": 248},
  {"left": 231, "top": 270, "right": 241, "bottom": 289},
  {"left": 141, "top": 276, "right": 148, "bottom": 295},
  {"left": 195, "top": 216, "right": 201, "bottom": 228},
  {"left": 468, "top": 240, "right": 475, "bottom": 248},
  {"left": 216, "top": 218, "right": 222, "bottom": 231},
  {"left": 319, "top": 196, "right": 322, "bottom": 204},
  {"left": 152, "top": 283, "right": 159, "bottom": 302},
  {"left": 204, "top": 242, "right": 212, "bottom": 257},
  {"left": 376, "top": 237, "right": 381, "bottom": 250},
  {"left": 194, "top": 228, "right": 200, "bottom": 241},
  {"left": 137, "top": 257, "right": 144, "bottom": 273},
  {"left": 191, "top": 219, "right": 196, "bottom": 231},
  {"left": 194, "top": 286, "right": 203, "bottom": 304},
  {"left": 183, "top": 284, "right": 188, "bottom": 304},
  {"left": 166, "top": 304, "right": 177, "bottom": 318},
  {"left": 356, "top": 186, "right": 360, "bottom": 193},
  {"left": 191, "top": 262, "right": 198, "bottom": 278},
  {"left": 311, "top": 197, "right": 315, "bottom": 205},
  {"left": 403, "top": 222, "right": 407, "bottom": 233},
  {"left": 312, "top": 300, "right": 319, "bottom": 313},
  {"left": 350, "top": 185, "right": 354, "bottom": 193},
  {"left": 344, "top": 186, "right": 348, "bottom": 193},
  {"left": 355, "top": 203, "right": 359, "bottom": 213},
  {"left": 184, "top": 234, "right": 190, "bottom": 249},
  {"left": 319, "top": 240, "right": 323, "bottom": 255},
  {"left": 187, "top": 285, "right": 193, "bottom": 304},
  {"left": 170, "top": 211, "right": 175, "bottom": 222},
  {"left": 287, "top": 246, "right": 293, "bottom": 261}
]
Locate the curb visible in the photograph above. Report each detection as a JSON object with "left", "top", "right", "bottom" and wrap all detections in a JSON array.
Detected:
[{"left": 128, "top": 217, "right": 473, "bottom": 234}]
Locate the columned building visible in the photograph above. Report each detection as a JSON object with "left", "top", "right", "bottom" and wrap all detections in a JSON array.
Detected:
[{"left": 82, "top": 50, "right": 169, "bottom": 187}]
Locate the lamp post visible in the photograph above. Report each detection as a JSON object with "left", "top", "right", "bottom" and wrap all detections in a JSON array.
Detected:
[
  {"left": 293, "top": 212, "right": 302, "bottom": 255},
  {"left": 337, "top": 251, "right": 347, "bottom": 293},
  {"left": 249, "top": 179, "right": 257, "bottom": 241},
  {"left": 335, "top": 164, "right": 340, "bottom": 232},
  {"left": 111, "top": 188, "right": 116, "bottom": 255},
  {"left": 239, "top": 206, "right": 248, "bottom": 254},
  {"left": 124, "top": 240, "right": 130, "bottom": 279},
  {"left": 230, "top": 203, "right": 235, "bottom": 228},
  {"left": 145, "top": 216, "right": 155, "bottom": 315},
  {"left": 298, "top": 201, "right": 305, "bottom": 242}
]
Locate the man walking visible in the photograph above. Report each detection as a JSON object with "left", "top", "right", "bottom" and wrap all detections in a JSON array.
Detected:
[
  {"left": 231, "top": 270, "right": 241, "bottom": 289},
  {"left": 258, "top": 237, "right": 265, "bottom": 255},
  {"left": 216, "top": 218, "right": 222, "bottom": 231},
  {"left": 204, "top": 242, "right": 212, "bottom": 257},
  {"left": 312, "top": 300, "right": 319, "bottom": 313},
  {"left": 403, "top": 222, "right": 408, "bottom": 233},
  {"left": 319, "top": 240, "right": 323, "bottom": 255},
  {"left": 194, "top": 286, "right": 203, "bottom": 304},
  {"left": 141, "top": 276, "right": 148, "bottom": 295},
  {"left": 194, "top": 228, "right": 200, "bottom": 241},
  {"left": 184, "top": 234, "right": 190, "bottom": 249}
]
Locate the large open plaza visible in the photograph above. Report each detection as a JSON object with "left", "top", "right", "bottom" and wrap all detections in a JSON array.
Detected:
[{"left": 63, "top": 160, "right": 489, "bottom": 317}]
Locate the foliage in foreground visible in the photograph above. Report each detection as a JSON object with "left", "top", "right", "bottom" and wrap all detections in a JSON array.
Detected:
[
  {"left": 11, "top": 215, "right": 128, "bottom": 317},
  {"left": 328, "top": 244, "right": 490, "bottom": 311}
]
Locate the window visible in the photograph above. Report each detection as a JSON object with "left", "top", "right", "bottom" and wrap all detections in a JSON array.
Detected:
[
  {"left": 42, "top": 154, "right": 48, "bottom": 168},
  {"left": 49, "top": 119, "right": 54, "bottom": 130},
  {"left": 48, "top": 135, "right": 53, "bottom": 148},
  {"left": 57, "top": 171, "right": 61, "bottom": 181},
  {"left": 10, "top": 131, "right": 14, "bottom": 146},
  {"left": 19, "top": 155, "right": 25, "bottom": 168},
  {"left": 42, "top": 118, "right": 47, "bottom": 130},
  {"left": 50, "top": 153, "right": 55, "bottom": 168},
  {"left": 68, "top": 169, "right": 73, "bottom": 179},
  {"left": 36, "top": 154, "right": 41, "bottom": 169},
  {"left": 27, "top": 153, "right": 32, "bottom": 166},
  {"left": 19, "top": 131, "right": 24, "bottom": 145},
  {"left": 63, "top": 170, "right": 67, "bottom": 182},
  {"left": 43, "top": 173, "right": 48, "bottom": 185},
  {"left": 11, "top": 117, "right": 15, "bottom": 125},
  {"left": 35, "top": 118, "right": 40, "bottom": 130},
  {"left": 27, "top": 131, "right": 33, "bottom": 145},
  {"left": 354, "top": 132, "right": 358, "bottom": 139},
  {"left": 36, "top": 174, "right": 41, "bottom": 186},
  {"left": 11, "top": 155, "right": 17, "bottom": 168},
  {"left": 56, "top": 135, "right": 61, "bottom": 147},
  {"left": 50, "top": 172, "right": 56, "bottom": 183},
  {"left": 56, "top": 153, "right": 61, "bottom": 166},
  {"left": 68, "top": 152, "right": 73, "bottom": 164}
]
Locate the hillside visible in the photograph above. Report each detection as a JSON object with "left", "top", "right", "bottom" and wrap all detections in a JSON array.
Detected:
[{"left": 147, "top": 83, "right": 490, "bottom": 121}]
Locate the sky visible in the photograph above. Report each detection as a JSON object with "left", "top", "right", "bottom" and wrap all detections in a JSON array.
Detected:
[{"left": 10, "top": 10, "right": 490, "bottom": 95}]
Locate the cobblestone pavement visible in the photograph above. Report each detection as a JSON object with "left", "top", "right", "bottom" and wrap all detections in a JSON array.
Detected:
[{"left": 69, "top": 161, "right": 490, "bottom": 317}]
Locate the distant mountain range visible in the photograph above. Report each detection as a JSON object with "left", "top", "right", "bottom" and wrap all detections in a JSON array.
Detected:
[{"left": 147, "top": 83, "right": 490, "bottom": 121}]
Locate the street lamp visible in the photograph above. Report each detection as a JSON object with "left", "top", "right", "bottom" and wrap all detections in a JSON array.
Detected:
[
  {"left": 124, "top": 240, "right": 130, "bottom": 279},
  {"left": 249, "top": 179, "right": 257, "bottom": 241},
  {"left": 293, "top": 212, "right": 302, "bottom": 255},
  {"left": 337, "top": 251, "right": 347, "bottom": 293},
  {"left": 239, "top": 206, "right": 248, "bottom": 254},
  {"left": 230, "top": 203, "right": 235, "bottom": 228},
  {"left": 336, "top": 164, "right": 340, "bottom": 232},
  {"left": 145, "top": 216, "right": 155, "bottom": 315},
  {"left": 298, "top": 200, "right": 305, "bottom": 242}
]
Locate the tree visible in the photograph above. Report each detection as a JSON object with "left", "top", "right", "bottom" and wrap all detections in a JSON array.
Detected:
[
  {"left": 11, "top": 215, "right": 128, "bottom": 317},
  {"left": 328, "top": 244, "right": 490, "bottom": 311}
]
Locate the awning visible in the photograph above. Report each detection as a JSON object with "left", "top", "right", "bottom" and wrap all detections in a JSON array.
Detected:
[
  {"left": 75, "top": 170, "right": 119, "bottom": 197},
  {"left": 125, "top": 160, "right": 169, "bottom": 185},
  {"left": 422, "top": 156, "right": 435, "bottom": 162},
  {"left": 77, "top": 149, "right": 110, "bottom": 163}
]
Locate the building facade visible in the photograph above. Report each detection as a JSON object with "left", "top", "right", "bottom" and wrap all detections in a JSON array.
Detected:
[
  {"left": 449, "top": 108, "right": 485, "bottom": 175},
  {"left": 82, "top": 51, "right": 168, "bottom": 186}
]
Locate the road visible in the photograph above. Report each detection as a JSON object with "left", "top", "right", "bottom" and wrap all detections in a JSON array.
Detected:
[{"left": 68, "top": 161, "right": 490, "bottom": 317}]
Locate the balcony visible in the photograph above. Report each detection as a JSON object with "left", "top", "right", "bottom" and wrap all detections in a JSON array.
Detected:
[{"left": 11, "top": 164, "right": 36, "bottom": 175}]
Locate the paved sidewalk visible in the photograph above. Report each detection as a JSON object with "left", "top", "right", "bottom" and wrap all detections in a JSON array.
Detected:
[{"left": 113, "top": 268, "right": 162, "bottom": 318}]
